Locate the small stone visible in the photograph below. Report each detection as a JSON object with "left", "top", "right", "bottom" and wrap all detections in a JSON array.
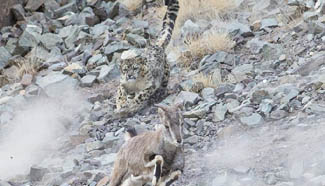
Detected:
[
  {"left": 54, "top": 2, "right": 78, "bottom": 17},
  {"left": 121, "top": 49, "right": 141, "bottom": 60},
  {"left": 20, "top": 74, "right": 33, "bottom": 86},
  {"left": 226, "top": 99, "right": 240, "bottom": 111},
  {"left": 261, "top": 18, "right": 279, "bottom": 29},
  {"left": 232, "top": 64, "right": 254, "bottom": 82},
  {"left": 126, "top": 33, "right": 147, "bottom": 47},
  {"left": 35, "top": 72, "right": 78, "bottom": 94},
  {"left": 270, "top": 109, "right": 288, "bottom": 119},
  {"left": 0, "top": 47, "right": 12, "bottom": 69},
  {"left": 308, "top": 21, "right": 325, "bottom": 35},
  {"left": 80, "top": 75, "right": 97, "bottom": 87},
  {"left": 213, "top": 104, "right": 228, "bottom": 122},
  {"left": 95, "top": 153, "right": 117, "bottom": 166},
  {"left": 97, "top": 63, "right": 120, "bottom": 82},
  {"left": 59, "top": 25, "right": 79, "bottom": 39},
  {"left": 302, "top": 96, "right": 311, "bottom": 104},
  {"left": 40, "top": 33, "right": 63, "bottom": 49},
  {"left": 288, "top": 0, "right": 302, "bottom": 6},
  {"left": 86, "top": 141, "right": 104, "bottom": 152},
  {"left": 30, "top": 166, "right": 48, "bottom": 182},
  {"left": 63, "top": 63, "right": 86, "bottom": 75},
  {"left": 280, "top": 88, "right": 299, "bottom": 105},
  {"left": 227, "top": 21, "right": 254, "bottom": 37},
  {"left": 201, "top": 88, "right": 216, "bottom": 100},
  {"left": 305, "top": 103, "right": 325, "bottom": 113},
  {"left": 183, "top": 108, "right": 207, "bottom": 119},
  {"left": 81, "top": 7, "right": 100, "bottom": 26},
  {"left": 251, "top": 90, "right": 270, "bottom": 105},
  {"left": 303, "top": 11, "right": 319, "bottom": 21},
  {"left": 181, "top": 20, "right": 201, "bottom": 39},
  {"left": 11, "top": 4, "right": 26, "bottom": 21},
  {"left": 133, "top": 20, "right": 149, "bottom": 29},
  {"left": 104, "top": 42, "right": 130, "bottom": 57},
  {"left": 44, "top": 0, "right": 60, "bottom": 12},
  {"left": 106, "top": 2, "right": 120, "bottom": 19},
  {"left": 25, "top": 0, "right": 45, "bottom": 11},
  {"left": 251, "top": 20, "right": 261, "bottom": 31},
  {"left": 0, "top": 75, "right": 9, "bottom": 87},
  {"left": 180, "top": 79, "right": 199, "bottom": 92},
  {"left": 175, "top": 91, "right": 200, "bottom": 106},
  {"left": 215, "top": 84, "right": 235, "bottom": 97},
  {"left": 279, "top": 54, "right": 286, "bottom": 62},
  {"left": 246, "top": 38, "right": 268, "bottom": 54},
  {"left": 103, "top": 133, "right": 119, "bottom": 148},
  {"left": 308, "top": 34, "right": 314, "bottom": 41},
  {"left": 184, "top": 135, "right": 199, "bottom": 145},
  {"left": 234, "top": 83, "right": 244, "bottom": 92},
  {"left": 259, "top": 99, "right": 273, "bottom": 114},
  {"left": 88, "top": 54, "right": 104, "bottom": 66},
  {"left": 199, "top": 51, "right": 238, "bottom": 74},
  {"left": 240, "top": 113, "right": 263, "bottom": 126},
  {"left": 19, "top": 26, "right": 42, "bottom": 48},
  {"left": 5, "top": 38, "right": 28, "bottom": 56}
]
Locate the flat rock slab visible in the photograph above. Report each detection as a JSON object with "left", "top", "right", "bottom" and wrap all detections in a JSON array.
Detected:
[
  {"left": 30, "top": 166, "right": 48, "bottom": 182},
  {"left": 25, "top": 0, "right": 45, "bottom": 11},
  {"left": 20, "top": 74, "right": 33, "bottom": 86},
  {"left": 240, "top": 113, "right": 264, "bottom": 126},
  {"left": 0, "top": 47, "right": 12, "bottom": 69},
  {"left": 80, "top": 75, "right": 97, "bottom": 87}
]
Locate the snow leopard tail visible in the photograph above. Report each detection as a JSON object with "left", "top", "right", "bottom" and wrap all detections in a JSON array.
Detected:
[{"left": 156, "top": 0, "right": 180, "bottom": 48}]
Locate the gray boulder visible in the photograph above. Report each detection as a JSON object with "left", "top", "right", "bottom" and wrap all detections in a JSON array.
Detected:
[{"left": 0, "top": 47, "right": 12, "bottom": 69}]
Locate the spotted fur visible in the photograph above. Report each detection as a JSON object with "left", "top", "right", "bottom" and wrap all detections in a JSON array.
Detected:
[{"left": 115, "top": 0, "right": 179, "bottom": 117}]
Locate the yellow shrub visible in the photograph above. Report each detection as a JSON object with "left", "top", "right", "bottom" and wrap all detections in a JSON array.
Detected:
[
  {"left": 176, "top": 0, "right": 236, "bottom": 30},
  {"left": 118, "top": 0, "right": 143, "bottom": 12},
  {"left": 185, "top": 31, "right": 234, "bottom": 59},
  {"left": 193, "top": 73, "right": 217, "bottom": 89},
  {"left": 16, "top": 57, "right": 42, "bottom": 79}
]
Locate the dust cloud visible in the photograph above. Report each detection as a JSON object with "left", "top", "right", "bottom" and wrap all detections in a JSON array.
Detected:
[
  {"left": 194, "top": 122, "right": 325, "bottom": 186},
  {"left": 0, "top": 84, "right": 88, "bottom": 180}
]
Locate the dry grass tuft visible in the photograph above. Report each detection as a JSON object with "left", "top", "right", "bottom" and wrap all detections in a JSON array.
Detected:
[
  {"left": 118, "top": 0, "right": 164, "bottom": 12},
  {"left": 193, "top": 73, "right": 217, "bottom": 89},
  {"left": 176, "top": 0, "right": 236, "bottom": 30},
  {"left": 185, "top": 31, "right": 234, "bottom": 59},
  {"left": 15, "top": 57, "right": 42, "bottom": 79},
  {"left": 118, "top": 0, "right": 143, "bottom": 12}
]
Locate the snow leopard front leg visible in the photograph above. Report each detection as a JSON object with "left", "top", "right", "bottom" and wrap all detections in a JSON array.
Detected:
[
  {"left": 116, "top": 85, "right": 128, "bottom": 111},
  {"left": 116, "top": 83, "right": 157, "bottom": 117}
]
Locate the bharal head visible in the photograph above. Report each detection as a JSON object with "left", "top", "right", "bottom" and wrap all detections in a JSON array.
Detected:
[
  {"left": 120, "top": 49, "right": 145, "bottom": 87},
  {"left": 157, "top": 103, "right": 184, "bottom": 147}
]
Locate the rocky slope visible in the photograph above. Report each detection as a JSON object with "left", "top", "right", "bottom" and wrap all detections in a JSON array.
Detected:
[{"left": 2, "top": 0, "right": 325, "bottom": 186}]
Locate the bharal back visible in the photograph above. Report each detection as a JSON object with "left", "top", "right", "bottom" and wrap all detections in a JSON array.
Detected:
[
  {"left": 115, "top": 0, "right": 180, "bottom": 117},
  {"left": 109, "top": 130, "right": 164, "bottom": 186},
  {"left": 109, "top": 104, "right": 185, "bottom": 186}
]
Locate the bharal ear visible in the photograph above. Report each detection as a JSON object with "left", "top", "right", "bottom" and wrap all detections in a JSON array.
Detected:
[
  {"left": 175, "top": 102, "right": 184, "bottom": 111},
  {"left": 157, "top": 107, "right": 165, "bottom": 121},
  {"left": 156, "top": 104, "right": 169, "bottom": 125}
]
